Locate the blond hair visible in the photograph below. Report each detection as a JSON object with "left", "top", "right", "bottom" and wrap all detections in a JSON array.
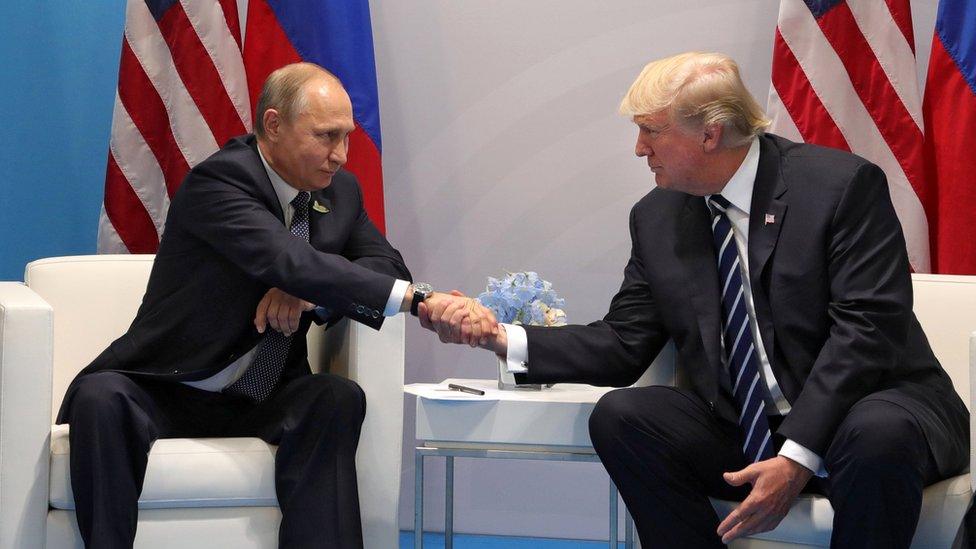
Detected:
[
  {"left": 619, "top": 52, "right": 769, "bottom": 147},
  {"left": 254, "top": 62, "right": 341, "bottom": 137}
]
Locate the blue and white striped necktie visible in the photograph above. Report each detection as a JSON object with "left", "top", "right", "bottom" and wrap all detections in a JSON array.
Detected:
[
  {"left": 708, "top": 195, "right": 774, "bottom": 463},
  {"left": 226, "top": 191, "right": 311, "bottom": 402}
]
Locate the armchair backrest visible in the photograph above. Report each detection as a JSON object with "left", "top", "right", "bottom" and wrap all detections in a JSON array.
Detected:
[
  {"left": 25, "top": 255, "right": 156, "bottom": 421},
  {"left": 911, "top": 274, "right": 976, "bottom": 408}
]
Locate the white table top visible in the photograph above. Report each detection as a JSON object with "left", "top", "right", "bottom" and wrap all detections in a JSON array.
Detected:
[
  {"left": 409, "top": 379, "right": 617, "bottom": 448},
  {"left": 405, "top": 378, "right": 614, "bottom": 402}
]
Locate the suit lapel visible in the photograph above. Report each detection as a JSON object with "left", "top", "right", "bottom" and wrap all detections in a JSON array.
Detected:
[
  {"left": 747, "top": 135, "right": 788, "bottom": 375},
  {"left": 247, "top": 138, "right": 286, "bottom": 224},
  {"left": 675, "top": 196, "right": 725, "bottom": 396}
]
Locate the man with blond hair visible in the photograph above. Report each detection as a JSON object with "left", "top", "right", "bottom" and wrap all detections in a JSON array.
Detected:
[
  {"left": 59, "top": 63, "right": 491, "bottom": 548},
  {"left": 422, "top": 52, "right": 968, "bottom": 547}
]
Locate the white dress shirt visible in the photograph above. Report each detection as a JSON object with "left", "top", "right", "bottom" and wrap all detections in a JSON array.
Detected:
[
  {"left": 502, "top": 139, "right": 826, "bottom": 476},
  {"left": 183, "top": 146, "right": 409, "bottom": 392}
]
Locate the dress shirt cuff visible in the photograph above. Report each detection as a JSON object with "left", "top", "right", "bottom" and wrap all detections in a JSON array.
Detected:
[
  {"left": 384, "top": 279, "right": 411, "bottom": 317},
  {"left": 314, "top": 306, "right": 331, "bottom": 322},
  {"left": 502, "top": 323, "right": 528, "bottom": 373},
  {"left": 779, "top": 439, "right": 827, "bottom": 478}
]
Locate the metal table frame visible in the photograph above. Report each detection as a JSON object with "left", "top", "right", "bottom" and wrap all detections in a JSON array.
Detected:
[{"left": 414, "top": 443, "right": 635, "bottom": 548}]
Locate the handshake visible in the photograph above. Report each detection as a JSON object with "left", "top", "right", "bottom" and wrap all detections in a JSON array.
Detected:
[
  {"left": 250, "top": 286, "right": 507, "bottom": 356},
  {"left": 415, "top": 290, "right": 506, "bottom": 355}
]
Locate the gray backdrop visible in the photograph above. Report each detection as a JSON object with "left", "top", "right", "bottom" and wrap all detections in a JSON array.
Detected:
[{"left": 371, "top": 0, "right": 940, "bottom": 539}]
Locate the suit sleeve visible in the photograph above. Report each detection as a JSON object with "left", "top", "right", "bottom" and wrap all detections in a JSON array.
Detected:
[
  {"left": 172, "top": 168, "right": 397, "bottom": 329},
  {"left": 518, "top": 206, "right": 671, "bottom": 387},
  {"left": 778, "top": 162, "right": 914, "bottom": 455}
]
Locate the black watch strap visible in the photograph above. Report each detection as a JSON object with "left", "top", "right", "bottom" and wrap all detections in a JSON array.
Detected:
[{"left": 410, "top": 283, "right": 433, "bottom": 316}]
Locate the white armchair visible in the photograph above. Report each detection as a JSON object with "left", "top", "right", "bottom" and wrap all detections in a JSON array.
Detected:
[{"left": 0, "top": 255, "right": 405, "bottom": 548}]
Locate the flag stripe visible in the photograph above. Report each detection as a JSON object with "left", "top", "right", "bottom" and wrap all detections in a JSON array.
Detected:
[
  {"left": 157, "top": 2, "right": 247, "bottom": 147},
  {"left": 922, "top": 27, "right": 976, "bottom": 274},
  {"left": 125, "top": 0, "right": 218, "bottom": 166},
  {"left": 846, "top": 0, "right": 923, "bottom": 129},
  {"left": 181, "top": 0, "right": 252, "bottom": 132},
  {"left": 110, "top": 94, "right": 171, "bottom": 235},
  {"left": 217, "top": 0, "right": 242, "bottom": 49},
  {"left": 96, "top": 205, "right": 128, "bottom": 254},
  {"left": 883, "top": 0, "right": 916, "bottom": 53},
  {"left": 817, "top": 2, "right": 926, "bottom": 200},
  {"left": 117, "top": 39, "right": 189, "bottom": 196},
  {"left": 771, "top": 29, "right": 850, "bottom": 150},
  {"left": 104, "top": 154, "right": 159, "bottom": 253}
]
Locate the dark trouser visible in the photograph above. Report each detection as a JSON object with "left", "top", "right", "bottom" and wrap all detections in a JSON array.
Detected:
[
  {"left": 62, "top": 371, "right": 367, "bottom": 549},
  {"left": 588, "top": 386, "right": 949, "bottom": 549}
]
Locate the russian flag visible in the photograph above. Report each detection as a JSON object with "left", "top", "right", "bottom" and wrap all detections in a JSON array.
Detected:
[
  {"left": 243, "top": 0, "right": 387, "bottom": 234},
  {"left": 921, "top": 0, "right": 976, "bottom": 274}
]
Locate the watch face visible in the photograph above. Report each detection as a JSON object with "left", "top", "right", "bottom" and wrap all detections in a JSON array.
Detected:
[{"left": 415, "top": 282, "right": 433, "bottom": 295}]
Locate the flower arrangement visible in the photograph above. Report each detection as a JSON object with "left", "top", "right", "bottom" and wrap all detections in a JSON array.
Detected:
[{"left": 476, "top": 271, "right": 567, "bottom": 326}]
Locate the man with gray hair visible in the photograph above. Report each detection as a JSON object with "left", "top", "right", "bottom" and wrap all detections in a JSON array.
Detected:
[
  {"left": 422, "top": 52, "right": 968, "bottom": 547},
  {"left": 58, "top": 62, "right": 493, "bottom": 548}
]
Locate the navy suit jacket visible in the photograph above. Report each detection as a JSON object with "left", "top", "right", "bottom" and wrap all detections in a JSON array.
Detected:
[
  {"left": 518, "top": 134, "right": 968, "bottom": 476},
  {"left": 59, "top": 135, "right": 410, "bottom": 422}
]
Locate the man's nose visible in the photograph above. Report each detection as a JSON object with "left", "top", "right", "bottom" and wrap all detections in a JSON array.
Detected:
[
  {"left": 635, "top": 139, "right": 650, "bottom": 157},
  {"left": 331, "top": 138, "right": 348, "bottom": 165}
]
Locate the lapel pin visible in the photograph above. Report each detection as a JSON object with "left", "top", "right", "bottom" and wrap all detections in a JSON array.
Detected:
[
  {"left": 764, "top": 213, "right": 776, "bottom": 225},
  {"left": 312, "top": 200, "right": 330, "bottom": 214}
]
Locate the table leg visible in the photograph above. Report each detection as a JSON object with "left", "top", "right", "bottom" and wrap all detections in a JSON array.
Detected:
[
  {"left": 609, "top": 481, "right": 618, "bottom": 548},
  {"left": 625, "top": 507, "right": 634, "bottom": 549},
  {"left": 415, "top": 451, "right": 424, "bottom": 549},
  {"left": 445, "top": 456, "right": 454, "bottom": 549}
]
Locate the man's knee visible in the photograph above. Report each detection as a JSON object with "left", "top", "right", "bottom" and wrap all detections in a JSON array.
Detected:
[
  {"left": 305, "top": 374, "right": 366, "bottom": 424},
  {"left": 67, "top": 372, "right": 140, "bottom": 425},
  {"left": 826, "top": 399, "right": 928, "bottom": 477},
  {"left": 589, "top": 386, "right": 674, "bottom": 453}
]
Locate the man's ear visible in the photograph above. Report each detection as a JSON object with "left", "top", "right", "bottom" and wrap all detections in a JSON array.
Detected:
[
  {"left": 702, "top": 123, "right": 724, "bottom": 153},
  {"left": 263, "top": 109, "right": 281, "bottom": 141}
]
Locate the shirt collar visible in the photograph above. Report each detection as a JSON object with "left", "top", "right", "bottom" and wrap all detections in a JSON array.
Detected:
[
  {"left": 256, "top": 143, "right": 300, "bottom": 217},
  {"left": 706, "top": 138, "right": 760, "bottom": 215}
]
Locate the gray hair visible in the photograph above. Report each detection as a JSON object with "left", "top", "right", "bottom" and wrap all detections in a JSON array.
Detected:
[{"left": 254, "top": 62, "right": 342, "bottom": 137}]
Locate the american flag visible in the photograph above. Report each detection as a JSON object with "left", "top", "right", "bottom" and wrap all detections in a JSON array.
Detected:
[
  {"left": 98, "top": 0, "right": 385, "bottom": 253},
  {"left": 767, "top": 0, "right": 930, "bottom": 272}
]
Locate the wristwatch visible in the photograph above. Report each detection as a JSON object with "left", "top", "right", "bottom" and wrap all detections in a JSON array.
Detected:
[{"left": 410, "top": 282, "right": 433, "bottom": 316}]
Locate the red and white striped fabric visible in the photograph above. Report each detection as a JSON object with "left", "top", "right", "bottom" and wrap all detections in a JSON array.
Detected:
[
  {"left": 98, "top": 0, "right": 250, "bottom": 253},
  {"left": 767, "top": 0, "right": 930, "bottom": 272}
]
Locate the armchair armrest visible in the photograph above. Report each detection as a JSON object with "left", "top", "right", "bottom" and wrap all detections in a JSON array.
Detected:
[
  {"left": 632, "top": 340, "right": 677, "bottom": 388},
  {"left": 307, "top": 314, "right": 405, "bottom": 549},
  {"left": 0, "top": 282, "right": 54, "bottom": 547}
]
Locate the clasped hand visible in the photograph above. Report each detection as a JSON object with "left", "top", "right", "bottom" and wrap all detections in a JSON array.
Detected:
[
  {"left": 254, "top": 287, "right": 315, "bottom": 337},
  {"left": 417, "top": 290, "right": 499, "bottom": 348}
]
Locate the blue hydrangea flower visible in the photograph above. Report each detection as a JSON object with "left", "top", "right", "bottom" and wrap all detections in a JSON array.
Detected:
[{"left": 476, "top": 271, "right": 567, "bottom": 326}]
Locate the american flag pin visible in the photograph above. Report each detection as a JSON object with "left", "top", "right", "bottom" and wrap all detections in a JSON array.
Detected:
[{"left": 764, "top": 213, "right": 776, "bottom": 225}]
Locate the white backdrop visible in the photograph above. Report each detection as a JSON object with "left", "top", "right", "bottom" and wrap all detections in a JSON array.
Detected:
[{"left": 370, "top": 0, "right": 939, "bottom": 539}]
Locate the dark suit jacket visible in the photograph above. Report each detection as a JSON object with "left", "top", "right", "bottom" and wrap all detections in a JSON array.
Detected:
[
  {"left": 59, "top": 135, "right": 410, "bottom": 422},
  {"left": 518, "top": 133, "right": 968, "bottom": 477}
]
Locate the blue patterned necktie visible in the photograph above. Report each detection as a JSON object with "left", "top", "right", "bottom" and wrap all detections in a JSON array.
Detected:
[
  {"left": 709, "top": 195, "right": 774, "bottom": 463},
  {"left": 226, "top": 191, "right": 311, "bottom": 402}
]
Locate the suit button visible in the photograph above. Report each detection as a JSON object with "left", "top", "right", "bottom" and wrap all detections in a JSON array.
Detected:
[
  {"left": 356, "top": 305, "right": 365, "bottom": 314},
  {"left": 371, "top": 310, "right": 380, "bottom": 319},
  {"left": 173, "top": 369, "right": 181, "bottom": 374}
]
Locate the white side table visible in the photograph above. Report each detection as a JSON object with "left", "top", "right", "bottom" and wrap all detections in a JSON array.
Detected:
[{"left": 406, "top": 378, "right": 635, "bottom": 549}]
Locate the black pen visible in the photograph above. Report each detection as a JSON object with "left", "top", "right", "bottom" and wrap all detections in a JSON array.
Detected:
[{"left": 448, "top": 383, "right": 485, "bottom": 396}]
